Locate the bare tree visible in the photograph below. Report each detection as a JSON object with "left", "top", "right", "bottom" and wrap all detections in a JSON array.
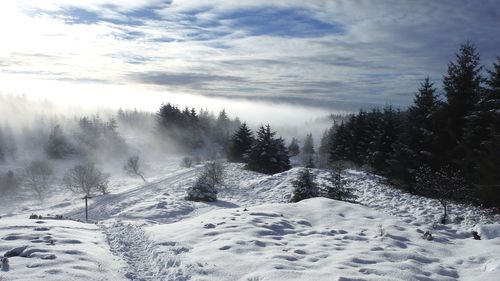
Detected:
[
  {"left": 415, "top": 165, "right": 469, "bottom": 224},
  {"left": 24, "top": 160, "right": 54, "bottom": 202},
  {"left": 124, "top": 156, "right": 146, "bottom": 182},
  {"left": 63, "top": 163, "right": 110, "bottom": 196}
]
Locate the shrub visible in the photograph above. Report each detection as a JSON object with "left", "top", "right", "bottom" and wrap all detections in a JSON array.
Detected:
[
  {"left": 186, "top": 175, "right": 218, "bottom": 202},
  {"left": 186, "top": 161, "right": 225, "bottom": 202}
]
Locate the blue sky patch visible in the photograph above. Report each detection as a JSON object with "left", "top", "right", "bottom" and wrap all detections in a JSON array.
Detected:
[{"left": 219, "top": 7, "right": 344, "bottom": 37}]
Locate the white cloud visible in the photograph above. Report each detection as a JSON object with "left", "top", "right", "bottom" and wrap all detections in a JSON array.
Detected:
[{"left": 0, "top": 0, "right": 499, "bottom": 109}]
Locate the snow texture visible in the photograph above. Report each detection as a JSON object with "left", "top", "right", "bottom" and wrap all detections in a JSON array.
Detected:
[{"left": 0, "top": 158, "right": 499, "bottom": 281}]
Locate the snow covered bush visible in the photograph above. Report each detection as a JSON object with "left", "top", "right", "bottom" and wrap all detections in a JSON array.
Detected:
[
  {"left": 24, "top": 160, "right": 54, "bottom": 202},
  {"left": 186, "top": 161, "right": 225, "bottom": 202},
  {"left": 292, "top": 169, "right": 319, "bottom": 202},
  {"left": 63, "top": 163, "right": 110, "bottom": 196},
  {"left": 186, "top": 176, "right": 218, "bottom": 202}
]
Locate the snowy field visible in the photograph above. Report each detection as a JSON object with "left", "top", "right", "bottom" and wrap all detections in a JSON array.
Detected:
[{"left": 1, "top": 157, "right": 500, "bottom": 280}]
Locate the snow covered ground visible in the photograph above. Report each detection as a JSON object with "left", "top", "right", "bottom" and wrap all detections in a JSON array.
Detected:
[{"left": 1, "top": 158, "right": 500, "bottom": 280}]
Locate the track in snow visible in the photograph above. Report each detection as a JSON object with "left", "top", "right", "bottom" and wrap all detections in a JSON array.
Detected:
[{"left": 105, "top": 222, "right": 191, "bottom": 281}]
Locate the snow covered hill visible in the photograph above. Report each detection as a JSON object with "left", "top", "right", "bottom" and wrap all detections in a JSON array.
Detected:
[{"left": 1, "top": 160, "right": 500, "bottom": 280}]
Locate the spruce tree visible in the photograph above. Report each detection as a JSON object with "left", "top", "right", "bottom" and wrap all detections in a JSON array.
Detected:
[
  {"left": 227, "top": 123, "right": 254, "bottom": 163},
  {"left": 214, "top": 109, "right": 231, "bottom": 150},
  {"left": 291, "top": 169, "right": 318, "bottom": 202},
  {"left": 406, "top": 77, "right": 444, "bottom": 169},
  {"left": 46, "top": 125, "right": 73, "bottom": 159},
  {"left": 461, "top": 57, "right": 500, "bottom": 204},
  {"left": 329, "top": 122, "right": 352, "bottom": 163},
  {"left": 443, "top": 42, "right": 483, "bottom": 146},
  {"left": 318, "top": 128, "right": 333, "bottom": 168},
  {"left": 275, "top": 137, "right": 292, "bottom": 172},
  {"left": 370, "top": 106, "right": 399, "bottom": 174},
  {"left": 247, "top": 125, "right": 291, "bottom": 174},
  {"left": 322, "top": 163, "right": 355, "bottom": 202},
  {"left": 288, "top": 138, "right": 300, "bottom": 157},
  {"left": 302, "top": 133, "right": 315, "bottom": 154}
]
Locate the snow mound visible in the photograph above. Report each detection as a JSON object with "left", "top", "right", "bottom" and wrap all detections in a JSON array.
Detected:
[
  {"left": 0, "top": 218, "right": 122, "bottom": 281},
  {"left": 475, "top": 224, "right": 500, "bottom": 240},
  {"left": 147, "top": 197, "right": 499, "bottom": 281}
]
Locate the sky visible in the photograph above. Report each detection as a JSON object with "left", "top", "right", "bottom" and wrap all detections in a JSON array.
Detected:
[{"left": 0, "top": 0, "right": 499, "bottom": 112}]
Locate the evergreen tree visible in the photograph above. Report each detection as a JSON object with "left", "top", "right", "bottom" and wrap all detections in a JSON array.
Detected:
[
  {"left": 227, "top": 123, "right": 254, "bottom": 163},
  {"left": 275, "top": 137, "right": 292, "bottom": 172},
  {"left": 302, "top": 133, "right": 315, "bottom": 154},
  {"left": 45, "top": 125, "right": 73, "bottom": 159},
  {"left": 369, "top": 106, "right": 400, "bottom": 174},
  {"left": 321, "top": 163, "right": 355, "bottom": 202},
  {"left": 301, "top": 133, "right": 315, "bottom": 167},
  {"left": 461, "top": 57, "right": 500, "bottom": 204},
  {"left": 406, "top": 78, "right": 444, "bottom": 169},
  {"left": 247, "top": 125, "right": 291, "bottom": 174},
  {"left": 291, "top": 169, "right": 318, "bottom": 202},
  {"left": 443, "top": 42, "right": 484, "bottom": 147},
  {"left": 214, "top": 109, "right": 231, "bottom": 150},
  {"left": 288, "top": 138, "right": 300, "bottom": 157},
  {"left": 329, "top": 122, "right": 352, "bottom": 163},
  {"left": 318, "top": 128, "right": 333, "bottom": 168}
]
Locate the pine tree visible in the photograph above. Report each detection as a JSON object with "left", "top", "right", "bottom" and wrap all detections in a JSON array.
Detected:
[
  {"left": 288, "top": 138, "right": 300, "bottom": 157},
  {"left": 247, "top": 125, "right": 291, "bottom": 174},
  {"left": 322, "top": 163, "right": 355, "bottom": 202},
  {"left": 291, "top": 169, "right": 318, "bottom": 202},
  {"left": 275, "top": 137, "right": 292, "bottom": 172},
  {"left": 406, "top": 77, "right": 444, "bottom": 169},
  {"left": 302, "top": 133, "right": 315, "bottom": 154},
  {"left": 227, "top": 123, "right": 254, "bottom": 163},
  {"left": 443, "top": 42, "right": 484, "bottom": 146},
  {"left": 46, "top": 125, "right": 73, "bottom": 159},
  {"left": 369, "top": 106, "right": 399, "bottom": 174},
  {"left": 329, "top": 122, "right": 352, "bottom": 163},
  {"left": 318, "top": 128, "right": 333, "bottom": 168},
  {"left": 214, "top": 109, "right": 231, "bottom": 150},
  {"left": 461, "top": 57, "right": 500, "bottom": 205}
]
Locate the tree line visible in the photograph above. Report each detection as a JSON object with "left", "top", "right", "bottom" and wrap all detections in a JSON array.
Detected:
[{"left": 327, "top": 42, "right": 500, "bottom": 208}]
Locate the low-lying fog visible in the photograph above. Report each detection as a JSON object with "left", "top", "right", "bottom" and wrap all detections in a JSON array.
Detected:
[{"left": 0, "top": 89, "right": 350, "bottom": 207}]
